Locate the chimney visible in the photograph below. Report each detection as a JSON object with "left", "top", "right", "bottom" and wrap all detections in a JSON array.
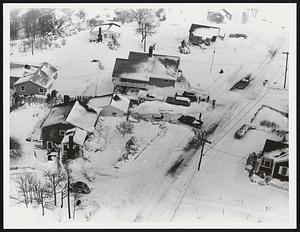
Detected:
[
  {"left": 63, "top": 95, "right": 70, "bottom": 103},
  {"left": 148, "top": 45, "right": 153, "bottom": 57}
]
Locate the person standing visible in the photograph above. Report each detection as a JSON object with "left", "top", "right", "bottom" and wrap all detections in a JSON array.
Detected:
[
  {"left": 212, "top": 99, "right": 216, "bottom": 109},
  {"left": 97, "top": 27, "right": 103, "bottom": 43}
]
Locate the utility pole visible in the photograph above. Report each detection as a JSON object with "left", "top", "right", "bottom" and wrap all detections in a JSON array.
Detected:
[
  {"left": 197, "top": 131, "right": 212, "bottom": 171},
  {"left": 282, "top": 52, "right": 289, "bottom": 89},
  {"left": 209, "top": 28, "right": 221, "bottom": 75}
]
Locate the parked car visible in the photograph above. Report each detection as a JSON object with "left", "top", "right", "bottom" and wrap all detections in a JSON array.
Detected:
[
  {"left": 182, "top": 91, "right": 198, "bottom": 102},
  {"left": 229, "top": 33, "right": 248, "bottom": 39},
  {"left": 137, "top": 90, "right": 165, "bottom": 102},
  {"left": 166, "top": 96, "right": 191, "bottom": 107},
  {"left": 178, "top": 115, "right": 203, "bottom": 128},
  {"left": 234, "top": 124, "right": 255, "bottom": 139},
  {"left": 70, "top": 181, "right": 90, "bottom": 194},
  {"left": 230, "top": 75, "right": 251, "bottom": 90}
]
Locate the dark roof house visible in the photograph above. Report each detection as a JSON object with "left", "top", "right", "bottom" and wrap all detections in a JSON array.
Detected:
[
  {"left": 112, "top": 48, "right": 180, "bottom": 90},
  {"left": 189, "top": 24, "right": 220, "bottom": 45},
  {"left": 257, "top": 139, "right": 289, "bottom": 182},
  {"left": 40, "top": 99, "right": 98, "bottom": 149}
]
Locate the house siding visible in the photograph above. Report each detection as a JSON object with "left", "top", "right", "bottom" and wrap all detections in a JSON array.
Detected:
[
  {"left": 273, "top": 161, "right": 289, "bottom": 181},
  {"left": 41, "top": 123, "right": 75, "bottom": 149},
  {"left": 10, "top": 76, "right": 20, "bottom": 89},
  {"left": 149, "top": 77, "right": 176, "bottom": 88},
  {"left": 14, "top": 81, "right": 47, "bottom": 96}
]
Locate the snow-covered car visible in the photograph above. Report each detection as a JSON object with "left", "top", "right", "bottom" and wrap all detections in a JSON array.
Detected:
[
  {"left": 178, "top": 115, "right": 203, "bottom": 128},
  {"left": 137, "top": 90, "right": 165, "bottom": 102},
  {"left": 166, "top": 96, "right": 191, "bottom": 107},
  {"left": 229, "top": 33, "right": 248, "bottom": 39},
  {"left": 182, "top": 91, "right": 198, "bottom": 102},
  {"left": 70, "top": 181, "right": 90, "bottom": 194},
  {"left": 234, "top": 124, "right": 255, "bottom": 139}
]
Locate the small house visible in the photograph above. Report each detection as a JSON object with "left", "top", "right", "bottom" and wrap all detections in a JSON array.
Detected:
[
  {"left": 207, "top": 9, "right": 232, "bottom": 24},
  {"left": 10, "top": 62, "right": 40, "bottom": 89},
  {"left": 87, "top": 93, "right": 130, "bottom": 117},
  {"left": 90, "top": 22, "right": 121, "bottom": 42},
  {"left": 40, "top": 97, "right": 98, "bottom": 149},
  {"left": 112, "top": 47, "right": 181, "bottom": 90},
  {"left": 13, "top": 62, "right": 58, "bottom": 96},
  {"left": 60, "top": 127, "right": 87, "bottom": 160},
  {"left": 257, "top": 139, "right": 289, "bottom": 181},
  {"left": 189, "top": 24, "right": 220, "bottom": 45}
]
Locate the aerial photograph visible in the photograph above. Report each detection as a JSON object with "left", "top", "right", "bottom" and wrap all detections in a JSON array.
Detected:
[{"left": 3, "top": 3, "right": 296, "bottom": 229}]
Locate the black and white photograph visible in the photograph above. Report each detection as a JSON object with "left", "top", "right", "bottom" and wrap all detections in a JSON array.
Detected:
[{"left": 3, "top": 3, "right": 297, "bottom": 229}]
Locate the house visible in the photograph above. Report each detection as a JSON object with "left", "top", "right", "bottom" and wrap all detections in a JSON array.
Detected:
[
  {"left": 189, "top": 24, "right": 220, "bottom": 45},
  {"left": 90, "top": 22, "right": 121, "bottom": 42},
  {"left": 40, "top": 97, "right": 98, "bottom": 149},
  {"left": 13, "top": 62, "right": 58, "bottom": 96},
  {"left": 10, "top": 62, "right": 40, "bottom": 89},
  {"left": 112, "top": 47, "right": 181, "bottom": 91},
  {"left": 60, "top": 127, "right": 87, "bottom": 160},
  {"left": 257, "top": 139, "right": 289, "bottom": 181},
  {"left": 207, "top": 9, "right": 232, "bottom": 24},
  {"left": 87, "top": 93, "right": 130, "bottom": 117}
]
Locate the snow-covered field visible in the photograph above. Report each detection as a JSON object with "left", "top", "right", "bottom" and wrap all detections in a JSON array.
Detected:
[{"left": 6, "top": 4, "right": 295, "bottom": 228}]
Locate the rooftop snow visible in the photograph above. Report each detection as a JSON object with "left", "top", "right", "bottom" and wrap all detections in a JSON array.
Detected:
[
  {"left": 13, "top": 62, "right": 57, "bottom": 88},
  {"left": 193, "top": 27, "right": 220, "bottom": 38},
  {"left": 112, "top": 52, "right": 180, "bottom": 82},
  {"left": 61, "top": 127, "right": 88, "bottom": 146},
  {"left": 66, "top": 101, "right": 98, "bottom": 132},
  {"left": 264, "top": 148, "right": 289, "bottom": 163},
  {"left": 87, "top": 94, "right": 113, "bottom": 112},
  {"left": 42, "top": 100, "right": 98, "bottom": 132},
  {"left": 110, "top": 94, "right": 130, "bottom": 113}
]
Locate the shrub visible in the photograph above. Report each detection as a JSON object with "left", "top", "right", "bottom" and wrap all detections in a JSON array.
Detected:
[
  {"left": 260, "top": 120, "right": 279, "bottom": 128},
  {"left": 116, "top": 121, "right": 134, "bottom": 136}
]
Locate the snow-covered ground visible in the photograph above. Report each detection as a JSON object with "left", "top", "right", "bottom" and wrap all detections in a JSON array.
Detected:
[{"left": 6, "top": 4, "right": 295, "bottom": 228}]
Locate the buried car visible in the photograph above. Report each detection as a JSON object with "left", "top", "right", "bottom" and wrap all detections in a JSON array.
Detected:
[
  {"left": 182, "top": 91, "right": 198, "bottom": 102},
  {"left": 137, "top": 90, "right": 166, "bottom": 102},
  {"left": 229, "top": 33, "right": 248, "bottom": 39},
  {"left": 234, "top": 124, "right": 255, "bottom": 139},
  {"left": 178, "top": 115, "right": 203, "bottom": 128},
  {"left": 70, "top": 181, "right": 90, "bottom": 194}
]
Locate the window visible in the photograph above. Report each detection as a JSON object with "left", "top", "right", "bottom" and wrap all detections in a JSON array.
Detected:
[
  {"left": 278, "top": 166, "right": 288, "bottom": 176},
  {"left": 21, "top": 86, "right": 25, "bottom": 92},
  {"left": 112, "top": 112, "right": 117, "bottom": 117},
  {"left": 262, "top": 158, "right": 272, "bottom": 168},
  {"left": 63, "top": 144, "right": 68, "bottom": 150},
  {"left": 39, "top": 88, "right": 45, "bottom": 94},
  {"left": 163, "top": 80, "right": 169, "bottom": 83},
  {"left": 47, "top": 141, "right": 53, "bottom": 149},
  {"left": 59, "top": 130, "right": 65, "bottom": 136}
]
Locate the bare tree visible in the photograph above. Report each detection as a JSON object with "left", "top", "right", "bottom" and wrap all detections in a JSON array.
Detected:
[
  {"left": 76, "top": 9, "right": 86, "bottom": 21},
  {"left": 21, "top": 9, "right": 41, "bottom": 55},
  {"left": 43, "top": 170, "right": 67, "bottom": 206},
  {"left": 10, "top": 9, "right": 21, "bottom": 40},
  {"left": 33, "top": 179, "right": 53, "bottom": 216},
  {"left": 136, "top": 21, "right": 158, "bottom": 52},
  {"left": 132, "top": 9, "right": 159, "bottom": 52},
  {"left": 114, "top": 9, "right": 134, "bottom": 25}
]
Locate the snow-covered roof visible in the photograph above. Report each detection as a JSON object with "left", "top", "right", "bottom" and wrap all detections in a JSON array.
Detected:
[
  {"left": 264, "top": 149, "right": 288, "bottom": 163},
  {"left": 193, "top": 27, "right": 219, "bottom": 38},
  {"left": 14, "top": 70, "right": 55, "bottom": 89},
  {"left": 13, "top": 62, "right": 58, "bottom": 88},
  {"left": 189, "top": 23, "right": 220, "bottom": 33},
  {"left": 110, "top": 94, "right": 130, "bottom": 113},
  {"left": 42, "top": 100, "right": 98, "bottom": 132},
  {"left": 91, "top": 23, "right": 121, "bottom": 34},
  {"left": 112, "top": 52, "right": 180, "bottom": 82},
  {"left": 66, "top": 101, "right": 98, "bottom": 132},
  {"left": 61, "top": 127, "right": 88, "bottom": 146},
  {"left": 87, "top": 93, "right": 114, "bottom": 110},
  {"left": 10, "top": 62, "right": 40, "bottom": 77}
]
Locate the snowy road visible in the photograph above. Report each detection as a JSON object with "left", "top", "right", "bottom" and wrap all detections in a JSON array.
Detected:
[{"left": 129, "top": 34, "right": 288, "bottom": 223}]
